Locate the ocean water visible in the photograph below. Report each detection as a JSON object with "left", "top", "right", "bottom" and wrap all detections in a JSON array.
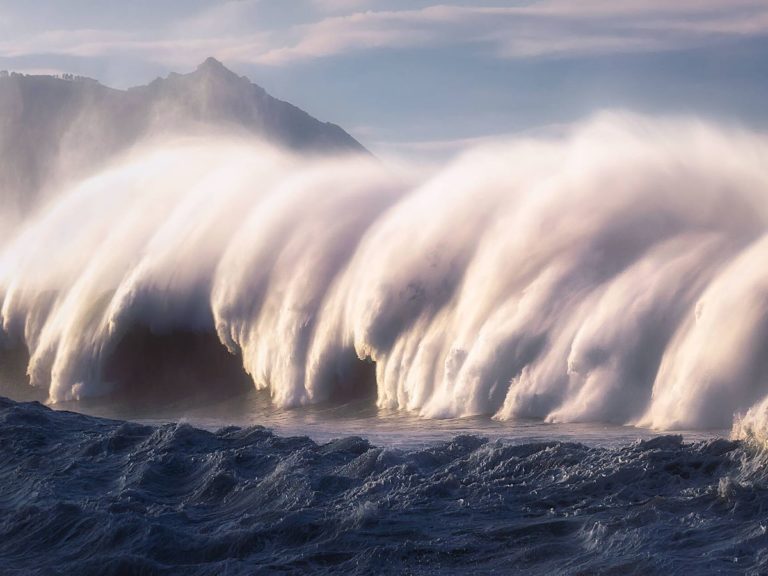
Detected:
[
  {"left": 2, "top": 395, "right": 767, "bottom": 575},
  {"left": 5, "top": 113, "right": 768, "bottom": 574},
  {"left": 51, "top": 387, "right": 720, "bottom": 450}
]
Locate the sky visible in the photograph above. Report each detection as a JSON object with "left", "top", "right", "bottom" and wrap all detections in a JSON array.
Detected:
[{"left": 1, "top": 0, "right": 768, "bottom": 158}]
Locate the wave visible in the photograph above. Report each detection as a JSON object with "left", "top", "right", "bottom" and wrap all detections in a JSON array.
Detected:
[{"left": 3, "top": 113, "right": 768, "bottom": 432}]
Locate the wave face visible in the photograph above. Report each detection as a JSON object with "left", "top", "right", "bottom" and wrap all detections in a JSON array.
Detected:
[
  {"left": 3, "top": 113, "right": 768, "bottom": 431},
  {"left": 2, "top": 396, "right": 767, "bottom": 575}
]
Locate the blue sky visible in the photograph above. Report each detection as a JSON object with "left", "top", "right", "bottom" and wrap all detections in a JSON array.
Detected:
[{"left": 1, "top": 0, "right": 767, "bottom": 158}]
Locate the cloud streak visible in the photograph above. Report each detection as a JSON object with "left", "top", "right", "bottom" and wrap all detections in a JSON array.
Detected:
[
  {"left": 1, "top": 1, "right": 768, "bottom": 69},
  {"left": 255, "top": 2, "right": 768, "bottom": 65}
]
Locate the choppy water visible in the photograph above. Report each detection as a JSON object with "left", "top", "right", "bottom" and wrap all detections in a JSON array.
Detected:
[
  {"left": 5, "top": 111, "right": 768, "bottom": 573},
  {"left": 2, "top": 396, "right": 767, "bottom": 575}
]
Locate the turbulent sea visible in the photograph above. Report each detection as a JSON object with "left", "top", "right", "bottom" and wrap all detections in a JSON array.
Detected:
[
  {"left": 2, "top": 395, "right": 768, "bottom": 575},
  {"left": 6, "top": 113, "right": 768, "bottom": 573}
]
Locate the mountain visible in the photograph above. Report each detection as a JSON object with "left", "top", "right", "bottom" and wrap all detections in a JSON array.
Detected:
[
  {"left": 138, "top": 58, "right": 366, "bottom": 153},
  {"left": 0, "top": 58, "right": 368, "bottom": 218}
]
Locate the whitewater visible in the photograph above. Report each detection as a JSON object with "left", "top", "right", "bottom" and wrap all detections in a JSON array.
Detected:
[{"left": 3, "top": 112, "right": 768, "bottom": 438}]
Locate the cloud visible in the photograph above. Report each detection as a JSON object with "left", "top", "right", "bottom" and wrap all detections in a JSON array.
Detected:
[
  {"left": 208, "top": 1, "right": 768, "bottom": 65},
  {"left": 0, "top": 28, "right": 267, "bottom": 69},
  {"left": 251, "top": 2, "right": 768, "bottom": 65},
  {"left": 1, "top": 1, "right": 767, "bottom": 69},
  {"left": 254, "top": 9, "right": 439, "bottom": 65},
  {"left": 519, "top": 0, "right": 761, "bottom": 17},
  {"left": 310, "top": 0, "right": 372, "bottom": 13},
  {"left": 170, "top": 1, "right": 265, "bottom": 37}
]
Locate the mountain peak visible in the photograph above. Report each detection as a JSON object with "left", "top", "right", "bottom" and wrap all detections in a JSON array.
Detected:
[
  {"left": 195, "top": 57, "right": 235, "bottom": 77},
  {"left": 0, "top": 60, "right": 369, "bottom": 215}
]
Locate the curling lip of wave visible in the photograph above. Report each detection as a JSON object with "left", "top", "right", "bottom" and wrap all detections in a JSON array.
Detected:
[{"left": 3, "top": 112, "right": 768, "bottom": 434}]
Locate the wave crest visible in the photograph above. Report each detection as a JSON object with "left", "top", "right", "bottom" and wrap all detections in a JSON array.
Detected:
[{"left": 3, "top": 113, "right": 768, "bottom": 430}]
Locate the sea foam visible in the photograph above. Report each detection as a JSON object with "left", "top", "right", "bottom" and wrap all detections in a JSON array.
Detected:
[{"left": 3, "top": 113, "right": 768, "bottom": 433}]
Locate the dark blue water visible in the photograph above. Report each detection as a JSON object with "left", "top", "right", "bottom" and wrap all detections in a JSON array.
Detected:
[{"left": 2, "top": 396, "right": 768, "bottom": 575}]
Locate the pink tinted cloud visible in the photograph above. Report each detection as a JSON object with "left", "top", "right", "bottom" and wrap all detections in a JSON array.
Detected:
[{"left": 1, "top": 1, "right": 767, "bottom": 67}]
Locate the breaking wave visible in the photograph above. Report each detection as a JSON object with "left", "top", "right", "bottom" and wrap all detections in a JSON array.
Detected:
[{"left": 3, "top": 112, "right": 768, "bottom": 433}]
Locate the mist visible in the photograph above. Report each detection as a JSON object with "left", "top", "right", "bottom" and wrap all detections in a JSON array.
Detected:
[{"left": 3, "top": 112, "right": 768, "bottom": 436}]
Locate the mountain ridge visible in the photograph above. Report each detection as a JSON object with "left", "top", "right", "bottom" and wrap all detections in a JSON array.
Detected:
[{"left": 0, "top": 58, "right": 368, "bottom": 218}]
